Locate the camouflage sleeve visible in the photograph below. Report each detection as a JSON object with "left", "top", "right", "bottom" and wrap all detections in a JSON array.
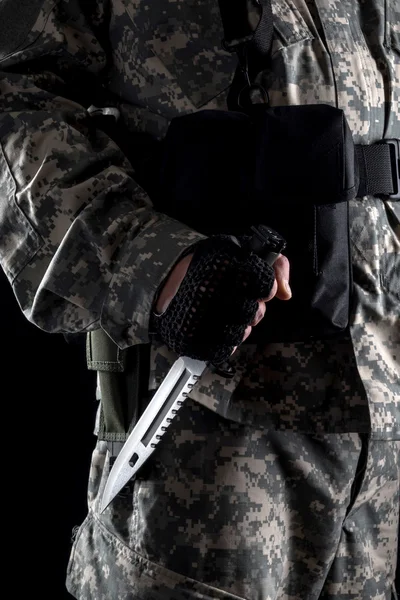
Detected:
[{"left": 0, "top": 7, "right": 205, "bottom": 349}]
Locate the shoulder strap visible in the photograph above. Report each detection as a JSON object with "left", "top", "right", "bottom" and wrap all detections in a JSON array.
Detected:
[
  {"left": 218, "top": 0, "right": 273, "bottom": 57},
  {"left": 218, "top": 0, "right": 274, "bottom": 109}
]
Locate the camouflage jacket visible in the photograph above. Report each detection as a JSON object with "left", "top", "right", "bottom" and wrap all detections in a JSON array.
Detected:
[{"left": 0, "top": 0, "right": 399, "bottom": 439}]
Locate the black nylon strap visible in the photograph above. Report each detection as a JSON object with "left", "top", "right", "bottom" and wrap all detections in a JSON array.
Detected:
[
  {"left": 218, "top": 0, "right": 261, "bottom": 47},
  {"left": 355, "top": 144, "right": 396, "bottom": 197},
  {"left": 219, "top": 0, "right": 273, "bottom": 109},
  {"left": 252, "top": 0, "right": 273, "bottom": 59},
  {"left": 218, "top": 0, "right": 273, "bottom": 59}
]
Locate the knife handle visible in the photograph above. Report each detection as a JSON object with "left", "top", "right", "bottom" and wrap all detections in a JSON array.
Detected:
[{"left": 248, "top": 224, "right": 286, "bottom": 265}]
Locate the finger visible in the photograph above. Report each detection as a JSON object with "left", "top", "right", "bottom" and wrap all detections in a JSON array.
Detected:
[
  {"left": 231, "top": 323, "right": 253, "bottom": 356},
  {"left": 242, "top": 325, "right": 252, "bottom": 342},
  {"left": 250, "top": 301, "right": 266, "bottom": 326},
  {"left": 272, "top": 254, "right": 291, "bottom": 300},
  {"left": 230, "top": 320, "right": 253, "bottom": 355},
  {"left": 261, "top": 278, "right": 278, "bottom": 303}
]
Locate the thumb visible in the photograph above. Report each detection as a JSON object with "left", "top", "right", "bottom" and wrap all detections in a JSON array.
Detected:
[{"left": 273, "top": 254, "right": 291, "bottom": 300}]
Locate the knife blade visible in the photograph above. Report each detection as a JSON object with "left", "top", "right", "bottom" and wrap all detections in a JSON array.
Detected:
[
  {"left": 100, "top": 355, "right": 206, "bottom": 512},
  {"left": 100, "top": 225, "right": 286, "bottom": 512}
]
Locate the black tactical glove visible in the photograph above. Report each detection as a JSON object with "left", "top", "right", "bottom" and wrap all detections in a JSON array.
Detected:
[{"left": 151, "top": 235, "right": 275, "bottom": 364}]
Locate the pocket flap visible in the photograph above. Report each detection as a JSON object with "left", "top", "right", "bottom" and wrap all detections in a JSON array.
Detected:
[{"left": 86, "top": 329, "right": 126, "bottom": 372}]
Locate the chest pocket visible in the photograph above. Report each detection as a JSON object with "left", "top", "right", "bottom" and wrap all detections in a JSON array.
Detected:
[
  {"left": 121, "top": 0, "right": 316, "bottom": 112},
  {"left": 271, "top": 0, "right": 314, "bottom": 52},
  {"left": 142, "top": 0, "right": 236, "bottom": 109},
  {"left": 148, "top": 0, "right": 317, "bottom": 109}
]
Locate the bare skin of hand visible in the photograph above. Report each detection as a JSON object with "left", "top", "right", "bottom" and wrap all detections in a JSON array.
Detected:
[{"left": 155, "top": 253, "right": 291, "bottom": 350}]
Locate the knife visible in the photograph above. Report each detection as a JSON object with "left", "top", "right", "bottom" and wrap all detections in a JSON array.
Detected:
[{"left": 100, "top": 225, "right": 286, "bottom": 512}]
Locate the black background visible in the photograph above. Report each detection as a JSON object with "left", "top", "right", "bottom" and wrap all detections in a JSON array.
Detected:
[{"left": 1, "top": 268, "right": 96, "bottom": 599}]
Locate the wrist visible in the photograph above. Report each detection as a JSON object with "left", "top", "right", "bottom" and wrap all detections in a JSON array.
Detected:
[{"left": 154, "top": 253, "right": 193, "bottom": 314}]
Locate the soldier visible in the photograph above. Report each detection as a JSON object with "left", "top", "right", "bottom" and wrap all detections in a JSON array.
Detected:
[{"left": 0, "top": 1, "right": 399, "bottom": 598}]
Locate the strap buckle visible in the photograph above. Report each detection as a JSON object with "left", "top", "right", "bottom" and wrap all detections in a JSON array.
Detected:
[
  {"left": 87, "top": 105, "right": 120, "bottom": 121},
  {"left": 378, "top": 138, "right": 400, "bottom": 199}
]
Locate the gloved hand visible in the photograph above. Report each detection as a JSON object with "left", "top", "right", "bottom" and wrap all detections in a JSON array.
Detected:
[{"left": 151, "top": 235, "right": 290, "bottom": 364}]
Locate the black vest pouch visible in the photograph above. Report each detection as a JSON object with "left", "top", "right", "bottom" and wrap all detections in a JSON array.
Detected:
[{"left": 153, "top": 103, "right": 357, "bottom": 343}]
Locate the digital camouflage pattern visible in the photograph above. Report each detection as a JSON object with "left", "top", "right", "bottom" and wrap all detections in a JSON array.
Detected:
[
  {"left": 0, "top": 0, "right": 399, "bottom": 598},
  {"left": 68, "top": 401, "right": 400, "bottom": 599}
]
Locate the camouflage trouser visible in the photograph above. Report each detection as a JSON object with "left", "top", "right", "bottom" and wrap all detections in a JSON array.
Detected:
[{"left": 66, "top": 398, "right": 399, "bottom": 600}]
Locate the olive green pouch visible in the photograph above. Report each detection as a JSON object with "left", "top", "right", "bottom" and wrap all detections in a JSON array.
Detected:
[{"left": 86, "top": 329, "right": 149, "bottom": 445}]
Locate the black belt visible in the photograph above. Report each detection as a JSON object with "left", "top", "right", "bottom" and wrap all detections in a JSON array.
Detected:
[{"left": 355, "top": 138, "right": 400, "bottom": 199}]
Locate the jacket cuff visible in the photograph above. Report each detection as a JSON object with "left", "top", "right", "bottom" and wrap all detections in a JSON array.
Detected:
[{"left": 100, "top": 214, "right": 205, "bottom": 348}]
